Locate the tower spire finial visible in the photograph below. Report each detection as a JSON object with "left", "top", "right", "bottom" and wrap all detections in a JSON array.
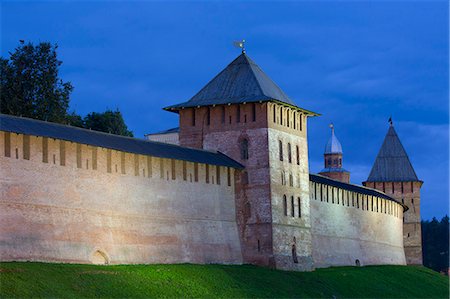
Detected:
[
  {"left": 329, "top": 123, "right": 334, "bottom": 134},
  {"left": 388, "top": 116, "right": 393, "bottom": 127},
  {"left": 233, "top": 39, "right": 246, "bottom": 54}
]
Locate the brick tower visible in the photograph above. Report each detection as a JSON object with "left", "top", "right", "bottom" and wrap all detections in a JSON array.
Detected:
[
  {"left": 363, "top": 121, "right": 423, "bottom": 265},
  {"left": 164, "top": 52, "right": 318, "bottom": 271},
  {"left": 319, "top": 124, "right": 350, "bottom": 183}
]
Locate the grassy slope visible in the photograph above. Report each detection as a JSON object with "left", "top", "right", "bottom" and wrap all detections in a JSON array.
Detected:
[{"left": 0, "top": 262, "right": 448, "bottom": 298}]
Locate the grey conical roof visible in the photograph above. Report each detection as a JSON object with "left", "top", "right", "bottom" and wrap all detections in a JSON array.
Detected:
[
  {"left": 164, "top": 53, "right": 300, "bottom": 110},
  {"left": 366, "top": 125, "right": 419, "bottom": 182}
]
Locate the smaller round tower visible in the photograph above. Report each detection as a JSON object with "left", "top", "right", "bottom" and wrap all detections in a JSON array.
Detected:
[{"left": 319, "top": 124, "right": 350, "bottom": 183}]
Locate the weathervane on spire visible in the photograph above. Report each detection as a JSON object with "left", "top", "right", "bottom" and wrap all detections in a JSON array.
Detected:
[
  {"left": 233, "top": 39, "right": 246, "bottom": 54},
  {"left": 388, "top": 116, "right": 393, "bottom": 126},
  {"left": 329, "top": 123, "right": 334, "bottom": 134}
]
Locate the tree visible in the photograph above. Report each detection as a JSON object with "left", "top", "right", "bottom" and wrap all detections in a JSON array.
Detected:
[
  {"left": 0, "top": 41, "right": 73, "bottom": 123},
  {"left": 1, "top": 41, "right": 134, "bottom": 137},
  {"left": 422, "top": 215, "right": 449, "bottom": 274},
  {"left": 84, "top": 109, "right": 133, "bottom": 137}
]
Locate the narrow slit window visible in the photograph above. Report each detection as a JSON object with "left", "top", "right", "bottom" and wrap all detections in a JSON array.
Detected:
[
  {"left": 252, "top": 103, "right": 256, "bottom": 121},
  {"left": 192, "top": 108, "right": 196, "bottom": 126},
  {"left": 121, "top": 152, "right": 126, "bottom": 174},
  {"left": 160, "top": 158, "right": 164, "bottom": 179},
  {"left": 273, "top": 105, "right": 276, "bottom": 123},
  {"left": 194, "top": 162, "right": 199, "bottom": 182},
  {"left": 293, "top": 112, "right": 296, "bottom": 129},
  {"left": 42, "top": 137, "right": 48, "bottom": 163},
  {"left": 147, "top": 156, "right": 152, "bottom": 177},
  {"left": 280, "top": 107, "right": 283, "bottom": 125},
  {"left": 287, "top": 110, "right": 290, "bottom": 128},
  {"left": 92, "top": 147, "right": 97, "bottom": 170},
  {"left": 227, "top": 167, "right": 231, "bottom": 186},
  {"left": 205, "top": 164, "right": 209, "bottom": 183},
  {"left": 299, "top": 114, "right": 303, "bottom": 131},
  {"left": 216, "top": 166, "right": 221, "bottom": 185},
  {"left": 291, "top": 196, "right": 295, "bottom": 217},
  {"left": 107, "top": 149, "right": 112, "bottom": 173},
  {"left": 207, "top": 107, "right": 211, "bottom": 126},
  {"left": 134, "top": 154, "right": 140, "bottom": 176},
  {"left": 279, "top": 140, "right": 283, "bottom": 161},
  {"left": 171, "top": 159, "right": 176, "bottom": 180},
  {"left": 221, "top": 106, "right": 225, "bottom": 124},
  {"left": 283, "top": 195, "right": 288, "bottom": 216},
  {"left": 240, "top": 139, "right": 249, "bottom": 160},
  {"left": 236, "top": 105, "right": 241, "bottom": 123},
  {"left": 23, "top": 135, "right": 30, "bottom": 160},
  {"left": 60, "top": 140, "right": 66, "bottom": 166},
  {"left": 183, "top": 161, "right": 187, "bottom": 181},
  {"left": 288, "top": 143, "right": 292, "bottom": 163},
  {"left": 76, "top": 144, "right": 82, "bottom": 168},
  {"left": 4, "top": 132, "right": 11, "bottom": 157},
  {"left": 298, "top": 197, "right": 301, "bottom": 218}
]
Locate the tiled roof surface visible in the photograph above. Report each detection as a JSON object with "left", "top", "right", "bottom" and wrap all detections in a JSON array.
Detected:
[
  {"left": 164, "top": 53, "right": 317, "bottom": 114},
  {"left": 366, "top": 126, "right": 419, "bottom": 182},
  {"left": 0, "top": 114, "right": 243, "bottom": 169}
]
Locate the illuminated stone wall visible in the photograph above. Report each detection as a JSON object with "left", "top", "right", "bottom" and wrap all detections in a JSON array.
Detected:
[
  {"left": 0, "top": 131, "right": 242, "bottom": 265},
  {"left": 267, "top": 102, "right": 313, "bottom": 271},
  {"left": 309, "top": 180, "right": 406, "bottom": 268}
]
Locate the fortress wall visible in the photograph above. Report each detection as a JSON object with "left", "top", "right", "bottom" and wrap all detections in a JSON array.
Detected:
[
  {"left": 364, "top": 181, "right": 423, "bottom": 265},
  {"left": 309, "top": 181, "right": 406, "bottom": 268},
  {"left": 0, "top": 131, "right": 242, "bottom": 265},
  {"left": 267, "top": 103, "right": 314, "bottom": 271},
  {"left": 179, "top": 103, "right": 276, "bottom": 267}
]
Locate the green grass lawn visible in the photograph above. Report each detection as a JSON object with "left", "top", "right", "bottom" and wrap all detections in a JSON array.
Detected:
[{"left": 0, "top": 262, "right": 448, "bottom": 298}]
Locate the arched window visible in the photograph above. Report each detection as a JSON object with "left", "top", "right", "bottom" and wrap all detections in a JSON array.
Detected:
[
  {"left": 283, "top": 195, "right": 288, "bottom": 216},
  {"left": 296, "top": 145, "right": 300, "bottom": 165},
  {"left": 281, "top": 171, "right": 285, "bottom": 185},
  {"left": 280, "top": 107, "right": 283, "bottom": 125},
  {"left": 293, "top": 112, "right": 296, "bottom": 129},
  {"left": 279, "top": 140, "right": 283, "bottom": 161},
  {"left": 327, "top": 158, "right": 332, "bottom": 167},
  {"left": 288, "top": 143, "right": 292, "bottom": 163},
  {"left": 289, "top": 173, "right": 293, "bottom": 187},
  {"left": 273, "top": 105, "right": 276, "bottom": 123},
  {"left": 291, "top": 196, "right": 295, "bottom": 217},
  {"left": 287, "top": 110, "right": 290, "bottom": 127},
  {"left": 297, "top": 197, "right": 301, "bottom": 218},
  {"left": 240, "top": 139, "right": 249, "bottom": 160},
  {"left": 299, "top": 113, "right": 303, "bottom": 131}
]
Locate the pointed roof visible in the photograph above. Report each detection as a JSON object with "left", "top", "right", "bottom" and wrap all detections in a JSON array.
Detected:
[
  {"left": 366, "top": 125, "right": 419, "bottom": 182},
  {"left": 164, "top": 53, "right": 318, "bottom": 114},
  {"left": 325, "top": 125, "right": 343, "bottom": 154}
]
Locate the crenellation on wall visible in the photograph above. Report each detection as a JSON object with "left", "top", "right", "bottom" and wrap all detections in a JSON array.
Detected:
[
  {"left": 0, "top": 130, "right": 241, "bottom": 265},
  {"left": 309, "top": 180, "right": 406, "bottom": 268}
]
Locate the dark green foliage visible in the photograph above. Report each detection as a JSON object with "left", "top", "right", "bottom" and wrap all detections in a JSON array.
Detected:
[
  {"left": 422, "top": 215, "right": 449, "bottom": 273},
  {"left": 84, "top": 109, "right": 133, "bottom": 137},
  {"left": 1, "top": 41, "right": 133, "bottom": 137},
  {"left": 0, "top": 42, "right": 73, "bottom": 123},
  {"left": 0, "top": 263, "right": 447, "bottom": 298}
]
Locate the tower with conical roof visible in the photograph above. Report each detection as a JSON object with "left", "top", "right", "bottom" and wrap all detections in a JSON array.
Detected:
[
  {"left": 363, "top": 121, "right": 423, "bottom": 265},
  {"left": 319, "top": 124, "right": 350, "bottom": 183},
  {"left": 165, "top": 52, "right": 319, "bottom": 271}
]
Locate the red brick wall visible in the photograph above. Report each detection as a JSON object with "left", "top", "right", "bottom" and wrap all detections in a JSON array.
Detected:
[{"left": 179, "top": 103, "right": 275, "bottom": 267}]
